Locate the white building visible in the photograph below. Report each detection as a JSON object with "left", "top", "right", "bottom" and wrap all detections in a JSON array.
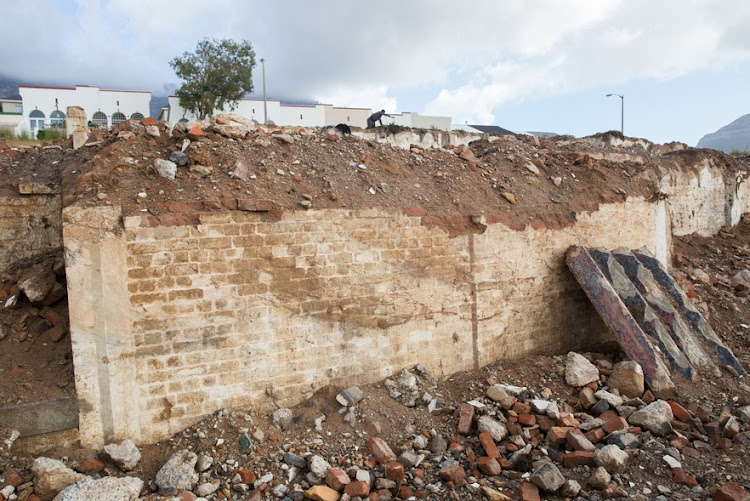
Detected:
[
  {"left": 163, "top": 96, "right": 452, "bottom": 131},
  {"left": 17, "top": 85, "right": 151, "bottom": 138}
]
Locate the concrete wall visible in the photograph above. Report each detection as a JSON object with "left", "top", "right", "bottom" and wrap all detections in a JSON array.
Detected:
[
  {"left": 0, "top": 185, "right": 62, "bottom": 277},
  {"left": 321, "top": 105, "right": 370, "bottom": 128},
  {"left": 279, "top": 104, "right": 326, "bottom": 127},
  {"left": 167, "top": 97, "right": 453, "bottom": 130},
  {"left": 65, "top": 196, "right": 670, "bottom": 447},
  {"left": 659, "top": 159, "right": 748, "bottom": 236}
]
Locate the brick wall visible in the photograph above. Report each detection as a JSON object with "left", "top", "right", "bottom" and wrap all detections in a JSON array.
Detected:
[
  {"left": 0, "top": 184, "right": 62, "bottom": 277},
  {"left": 65, "top": 197, "right": 670, "bottom": 446}
]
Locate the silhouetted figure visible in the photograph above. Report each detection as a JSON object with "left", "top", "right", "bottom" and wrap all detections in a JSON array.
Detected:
[
  {"left": 367, "top": 110, "right": 391, "bottom": 128},
  {"left": 335, "top": 123, "right": 351, "bottom": 135}
]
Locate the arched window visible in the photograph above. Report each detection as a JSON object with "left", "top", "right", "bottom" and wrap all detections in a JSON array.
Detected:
[
  {"left": 130, "top": 112, "right": 144, "bottom": 121},
  {"left": 92, "top": 111, "right": 108, "bottom": 129},
  {"left": 111, "top": 111, "right": 126, "bottom": 126},
  {"left": 29, "top": 110, "right": 45, "bottom": 136},
  {"left": 50, "top": 110, "right": 66, "bottom": 129},
  {"left": 177, "top": 118, "right": 189, "bottom": 124}
]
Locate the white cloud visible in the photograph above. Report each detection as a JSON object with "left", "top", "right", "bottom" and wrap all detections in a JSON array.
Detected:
[{"left": 1, "top": 0, "right": 749, "bottom": 128}]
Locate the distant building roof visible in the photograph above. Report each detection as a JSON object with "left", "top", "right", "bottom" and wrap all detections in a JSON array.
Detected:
[
  {"left": 468, "top": 124, "right": 515, "bottom": 135},
  {"left": 524, "top": 131, "right": 559, "bottom": 138},
  {"left": 0, "top": 94, "right": 22, "bottom": 101}
]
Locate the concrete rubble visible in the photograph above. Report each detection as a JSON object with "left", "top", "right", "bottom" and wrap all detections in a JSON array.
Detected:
[{"left": 0, "top": 352, "right": 746, "bottom": 499}]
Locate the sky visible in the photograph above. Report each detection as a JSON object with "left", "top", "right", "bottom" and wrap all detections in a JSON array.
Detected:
[{"left": 3, "top": 0, "right": 750, "bottom": 146}]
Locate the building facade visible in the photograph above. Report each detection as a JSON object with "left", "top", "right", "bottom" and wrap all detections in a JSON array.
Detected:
[
  {"left": 17, "top": 85, "right": 151, "bottom": 138},
  {"left": 164, "top": 96, "right": 452, "bottom": 131}
]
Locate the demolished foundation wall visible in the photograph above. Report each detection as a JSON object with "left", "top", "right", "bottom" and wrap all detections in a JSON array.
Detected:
[
  {"left": 0, "top": 184, "right": 62, "bottom": 277},
  {"left": 65, "top": 196, "right": 672, "bottom": 447}
]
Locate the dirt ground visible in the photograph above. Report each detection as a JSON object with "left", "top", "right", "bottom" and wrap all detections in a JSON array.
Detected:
[{"left": 1, "top": 122, "right": 750, "bottom": 500}]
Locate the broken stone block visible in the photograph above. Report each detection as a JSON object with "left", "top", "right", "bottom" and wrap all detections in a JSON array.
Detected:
[
  {"left": 565, "top": 352, "right": 599, "bottom": 387},
  {"left": 629, "top": 400, "right": 674, "bottom": 436},
  {"left": 154, "top": 159, "right": 177, "bottom": 180},
  {"left": 154, "top": 450, "right": 198, "bottom": 494},
  {"left": 594, "top": 444, "right": 629, "bottom": 472},
  {"left": 529, "top": 462, "right": 564, "bottom": 492},
  {"left": 18, "top": 262, "right": 56, "bottom": 303},
  {"left": 32, "top": 457, "right": 84, "bottom": 501},
  {"left": 607, "top": 361, "right": 645, "bottom": 398}
]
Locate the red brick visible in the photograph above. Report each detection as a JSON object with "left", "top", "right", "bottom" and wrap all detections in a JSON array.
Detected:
[
  {"left": 477, "top": 456, "right": 502, "bottom": 476},
  {"left": 672, "top": 467, "right": 698, "bottom": 486},
  {"left": 567, "top": 429, "right": 595, "bottom": 451},
  {"left": 518, "top": 414, "right": 536, "bottom": 427},
  {"left": 478, "top": 431, "right": 500, "bottom": 458},
  {"left": 547, "top": 426, "right": 574, "bottom": 445},
  {"left": 2, "top": 468, "right": 23, "bottom": 487},
  {"left": 345, "top": 481, "right": 370, "bottom": 497},
  {"left": 141, "top": 116, "right": 158, "bottom": 126},
  {"left": 713, "top": 482, "right": 750, "bottom": 501},
  {"left": 642, "top": 390, "right": 655, "bottom": 404},
  {"left": 520, "top": 481, "right": 541, "bottom": 501},
  {"left": 557, "top": 413, "right": 580, "bottom": 428},
  {"left": 457, "top": 403, "right": 474, "bottom": 435},
  {"left": 75, "top": 458, "right": 105, "bottom": 474},
  {"left": 513, "top": 402, "right": 532, "bottom": 415},
  {"left": 396, "top": 485, "right": 413, "bottom": 499},
  {"left": 602, "top": 416, "right": 628, "bottom": 434},
  {"left": 385, "top": 461, "right": 404, "bottom": 482},
  {"left": 44, "top": 325, "right": 67, "bottom": 343},
  {"left": 187, "top": 126, "right": 204, "bottom": 139},
  {"left": 585, "top": 428, "right": 606, "bottom": 444},
  {"left": 326, "top": 467, "right": 350, "bottom": 491},
  {"left": 561, "top": 451, "right": 596, "bottom": 468},
  {"left": 667, "top": 401, "right": 691, "bottom": 422},
  {"left": 367, "top": 437, "right": 396, "bottom": 463},
  {"left": 237, "top": 468, "right": 256, "bottom": 484},
  {"left": 439, "top": 463, "right": 466, "bottom": 483}
]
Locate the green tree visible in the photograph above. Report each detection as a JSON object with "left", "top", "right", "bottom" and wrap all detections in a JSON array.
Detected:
[{"left": 170, "top": 38, "right": 256, "bottom": 120}]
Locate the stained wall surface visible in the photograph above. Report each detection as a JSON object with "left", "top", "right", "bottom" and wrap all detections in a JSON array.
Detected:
[
  {"left": 65, "top": 196, "right": 671, "bottom": 446},
  {"left": 0, "top": 185, "right": 62, "bottom": 277}
]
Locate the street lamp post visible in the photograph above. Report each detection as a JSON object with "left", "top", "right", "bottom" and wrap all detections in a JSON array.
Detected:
[
  {"left": 261, "top": 58, "right": 268, "bottom": 125},
  {"left": 606, "top": 93, "right": 624, "bottom": 136}
]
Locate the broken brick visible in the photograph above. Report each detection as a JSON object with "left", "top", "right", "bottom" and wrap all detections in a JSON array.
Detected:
[
  {"left": 668, "top": 401, "right": 692, "bottom": 422},
  {"left": 561, "top": 451, "right": 596, "bottom": 468},
  {"left": 367, "top": 437, "right": 396, "bottom": 463},
  {"left": 457, "top": 403, "right": 474, "bottom": 435},
  {"left": 344, "top": 480, "right": 370, "bottom": 497},
  {"left": 385, "top": 461, "right": 404, "bottom": 482},
  {"left": 520, "top": 481, "right": 541, "bottom": 501},
  {"left": 439, "top": 463, "right": 466, "bottom": 483},
  {"left": 477, "top": 456, "right": 502, "bottom": 476},
  {"left": 478, "top": 432, "right": 500, "bottom": 458}
]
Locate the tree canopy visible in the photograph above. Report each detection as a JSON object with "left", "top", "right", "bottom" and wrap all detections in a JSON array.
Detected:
[{"left": 170, "top": 38, "right": 256, "bottom": 120}]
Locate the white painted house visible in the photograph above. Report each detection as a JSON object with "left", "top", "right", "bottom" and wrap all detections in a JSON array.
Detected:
[
  {"left": 164, "top": 96, "right": 452, "bottom": 131},
  {"left": 18, "top": 85, "right": 151, "bottom": 138}
]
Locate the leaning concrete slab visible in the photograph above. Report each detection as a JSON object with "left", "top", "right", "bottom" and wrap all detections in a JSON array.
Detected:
[
  {"left": 632, "top": 248, "right": 746, "bottom": 377},
  {"left": 566, "top": 246, "right": 675, "bottom": 397},
  {"left": 567, "top": 245, "right": 746, "bottom": 396},
  {"left": 587, "top": 248, "right": 695, "bottom": 382},
  {"left": 0, "top": 398, "right": 78, "bottom": 437}
]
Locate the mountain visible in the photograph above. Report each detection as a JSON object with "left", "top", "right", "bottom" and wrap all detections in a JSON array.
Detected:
[{"left": 697, "top": 114, "right": 750, "bottom": 153}]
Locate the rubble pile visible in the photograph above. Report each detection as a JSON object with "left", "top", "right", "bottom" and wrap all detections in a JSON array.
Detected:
[
  {"left": 1, "top": 351, "right": 750, "bottom": 500},
  {"left": 0, "top": 254, "right": 73, "bottom": 406}
]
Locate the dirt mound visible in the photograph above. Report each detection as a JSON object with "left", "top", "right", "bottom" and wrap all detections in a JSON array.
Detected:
[{"left": 7, "top": 118, "right": 743, "bottom": 236}]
